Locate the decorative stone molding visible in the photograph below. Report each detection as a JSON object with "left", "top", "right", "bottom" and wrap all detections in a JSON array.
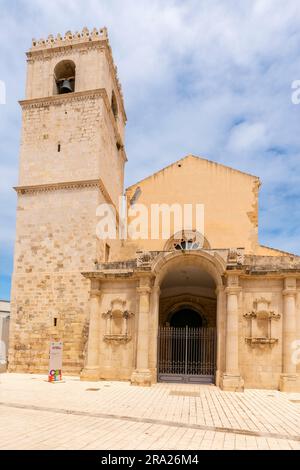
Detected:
[
  {"left": 243, "top": 255, "right": 300, "bottom": 274},
  {"left": 227, "top": 248, "right": 244, "bottom": 266},
  {"left": 282, "top": 289, "right": 297, "bottom": 297},
  {"left": 244, "top": 297, "right": 280, "bottom": 346},
  {"left": 14, "top": 179, "right": 100, "bottom": 195},
  {"left": 225, "top": 286, "right": 242, "bottom": 296},
  {"left": 136, "top": 286, "right": 152, "bottom": 295},
  {"left": 137, "top": 275, "right": 153, "bottom": 293},
  {"left": 20, "top": 89, "right": 108, "bottom": 109},
  {"left": 136, "top": 251, "right": 155, "bottom": 268},
  {"left": 103, "top": 299, "right": 134, "bottom": 343},
  {"left": 90, "top": 289, "right": 102, "bottom": 298},
  {"left": 104, "top": 334, "right": 132, "bottom": 344},
  {"left": 31, "top": 27, "right": 108, "bottom": 51},
  {"left": 226, "top": 273, "right": 240, "bottom": 287}
]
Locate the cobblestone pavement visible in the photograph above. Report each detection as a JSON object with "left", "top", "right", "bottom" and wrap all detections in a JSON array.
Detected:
[{"left": 1, "top": 373, "right": 300, "bottom": 450}]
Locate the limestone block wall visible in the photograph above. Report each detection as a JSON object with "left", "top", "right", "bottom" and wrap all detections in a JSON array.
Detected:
[
  {"left": 19, "top": 97, "right": 124, "bottom": 208},
  {"left": 9, "top": 186, "right": 104, "bottom": 374},
  {"left": 239, "top": 278, "right": 283, "bottom": 389},
  {"left": 98, "top": 281, "right": 138, "bottom": 380}
]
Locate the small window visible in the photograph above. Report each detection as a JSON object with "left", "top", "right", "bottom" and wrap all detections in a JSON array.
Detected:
[
  {"left": 111, "top": 91, "right": 118, "bottom": 119},
  {"left": 105, "top": 244, "right": 110, "bottom": 262},
  {"left": 58, "top": 143, "right": 61, "bottom": 152},
  {"left": 54, "top": 318, "right": 58, "bottom": 327}
]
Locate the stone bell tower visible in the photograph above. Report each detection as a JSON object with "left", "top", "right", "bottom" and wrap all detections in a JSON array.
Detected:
[{"left": 9, "top": 27, "right": 127, "bottom": 374}]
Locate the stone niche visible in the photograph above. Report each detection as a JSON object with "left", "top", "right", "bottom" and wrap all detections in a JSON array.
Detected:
[
  {"left": 244, "top": 297, "right": 280, "bottom": 346},
  {"left": 103, "top": 299, "right": 134, "bottom": 343}
]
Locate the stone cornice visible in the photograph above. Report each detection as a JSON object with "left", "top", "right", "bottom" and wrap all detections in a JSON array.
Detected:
[
  {"left": 15, "top": 179, "right": 99, "bottom": 194},
  {"left": 14, "top": 178, "right": 116, "bottom": 213},
  {"left": 15, "top": 176, "right": 122, "bottom": 225},
  {"left": 27, "top": 39, "right": 107, "bottom": 60},
  {"left": 19, "top": 88, "right": 106, "bottom": 109}
]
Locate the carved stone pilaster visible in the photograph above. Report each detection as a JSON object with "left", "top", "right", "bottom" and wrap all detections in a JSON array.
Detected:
[
  {"left": 280, "top": 277, "right": 299, "bottom": 391},
  {"left": 131, "top": 276, "right": 153, "bottom": 386},
  {"left": 220, "top": 274, "right": 244, "bottom": 392}
]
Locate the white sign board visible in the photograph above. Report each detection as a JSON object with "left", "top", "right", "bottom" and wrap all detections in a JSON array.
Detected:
[{"left": 48, "top": 341, "right": 63, "bottom": 382}]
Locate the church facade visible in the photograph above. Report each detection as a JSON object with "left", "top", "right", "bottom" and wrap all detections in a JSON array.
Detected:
[{"left": 8, "top": 28, "right": 300, "bottom": 392}]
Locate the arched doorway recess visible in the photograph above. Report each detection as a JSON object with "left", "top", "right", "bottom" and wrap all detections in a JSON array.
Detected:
[{"left": 152, "top": 251, "right": 225, "bottom": 384}]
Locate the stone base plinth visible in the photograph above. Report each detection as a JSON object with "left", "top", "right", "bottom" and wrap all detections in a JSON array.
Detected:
[
  {"left": 220, "top": 373, "right": 244, "bottom": 392},
  {"left": 131, "top": 369, "right": 152, "bottom": 387},
  {"left": 279, "top": 374, "right": 300, "bottom": 392},
  {"left": 80, "top": 367, "right": 100, "bottom": 382}
]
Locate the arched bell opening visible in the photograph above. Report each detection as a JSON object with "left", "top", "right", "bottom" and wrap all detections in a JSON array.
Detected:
[{"left": 54, "top": 60, "right": 76, "bottom": 95}]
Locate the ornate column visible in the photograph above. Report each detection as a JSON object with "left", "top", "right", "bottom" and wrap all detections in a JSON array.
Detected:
[
  {"left": 215, "top": 285, "right": 225, "bottom": 388},
  {"left": 279, "top": 277, "right": 299, "bottom": 392},
  {"left": 220, "top": 273, "right": 244, "bottom": 391},
  {"left": 80, "top": 279, "right": 101, "bottom": 381},
  {"left": 149, "top": 285, "right": 160, "bottom": 382},
  {"left": 131, "top": 276, "right": 152, "bottom": 386}
]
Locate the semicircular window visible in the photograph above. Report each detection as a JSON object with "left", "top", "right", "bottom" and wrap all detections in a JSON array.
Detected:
[
  {"left": 164, "top": 230, "right": 210, "bottom": 251},
  {"left": 173, "top": 239, "right": 201, "bottom": 251}
]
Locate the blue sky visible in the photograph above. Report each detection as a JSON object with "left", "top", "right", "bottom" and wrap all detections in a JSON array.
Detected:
[{"left": 1, "top": 0, "right": 300, "bottom": 300}]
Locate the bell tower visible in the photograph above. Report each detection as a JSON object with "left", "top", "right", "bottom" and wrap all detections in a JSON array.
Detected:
[
  {"left": 9, "top": 28, "right": 127, "bottom": 374},
  {"left": 20, "top": 26, "right": 126, "bottom": 203}
]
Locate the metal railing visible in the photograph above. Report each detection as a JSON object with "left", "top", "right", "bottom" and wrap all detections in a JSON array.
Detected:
[{"left": 158, "top": 326, "right": 216, "bottom": 383}]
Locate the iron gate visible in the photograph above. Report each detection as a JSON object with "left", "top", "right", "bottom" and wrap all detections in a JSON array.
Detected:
[{"left": 158, "top": 326, "right": 216, "bottom": 383}]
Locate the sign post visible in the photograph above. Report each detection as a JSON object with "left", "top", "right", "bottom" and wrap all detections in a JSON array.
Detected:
[{"left": 48, "top": 341, "right": 63, "bottom": 383}]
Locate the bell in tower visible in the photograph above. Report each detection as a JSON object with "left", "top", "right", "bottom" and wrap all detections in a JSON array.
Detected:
[
  {"left": 58, "top": 78, "right": 74, "bottom": 94},
  {"left": 54, "top": 60, "right": 76, "bottom": 94}
]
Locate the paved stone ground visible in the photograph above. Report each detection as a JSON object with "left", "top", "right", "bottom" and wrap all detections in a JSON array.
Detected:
[{"left": 0, "top": 373, "right": 300, "bottom": 450}]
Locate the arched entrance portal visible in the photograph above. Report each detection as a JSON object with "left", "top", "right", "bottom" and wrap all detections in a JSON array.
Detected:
[
  {"left": 170, "top": 308, "right": 203, "bottom": 328},
  {"left": 157, "top": 258, "right": 218, "bottom": 384}
]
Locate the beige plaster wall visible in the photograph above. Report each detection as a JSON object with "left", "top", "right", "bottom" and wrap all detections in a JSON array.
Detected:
[{"left": 121, "top": 156, "right": 260, "bottom": 259}]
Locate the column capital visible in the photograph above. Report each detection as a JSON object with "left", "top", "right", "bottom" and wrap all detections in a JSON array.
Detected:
[
  {"left": 226, "top": 272, "right": 240, "bottom": 288},
  {"left": 282, "top": 288, "right": 297, "bottom": 297},
  {"left": 90, "top": 289, "right": 102, "bottom": 298},
  {"left": 137, "top": 286, "right": 152, "bottom": 295},
  {"left": 137, "top": 275, "right": 153, "bottom": 293},
  {"left": 90, "top": 278, "right": 101, "bottom": 295},
  {"left": 225, "top": 286, "right": 242, "bottom": 295},
  {"left": 284, "top": 276, "right": 297, "bottom": 291}
]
